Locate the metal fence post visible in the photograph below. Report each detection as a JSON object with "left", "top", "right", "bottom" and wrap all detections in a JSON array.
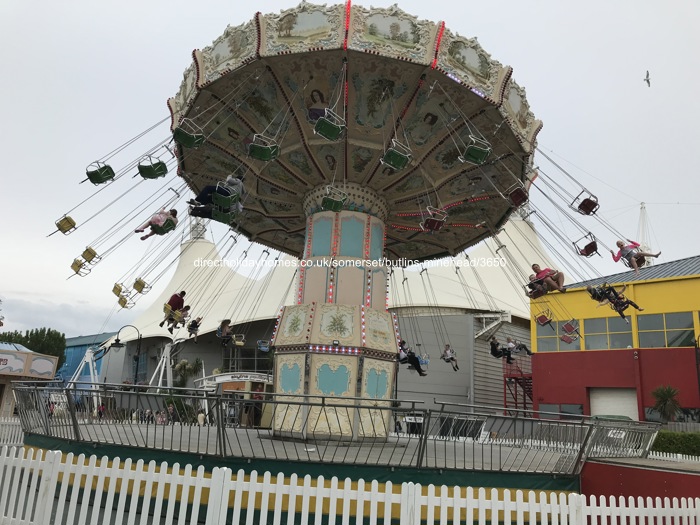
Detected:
[
  {"left": 63, "top": 388, "right": 82, "bottom": 442},
  {"left": 215, "top": 399, "right": 227, "bottom": 457},
  {"left": 416, "top": 410, "right": 431, "bottom": 468}
]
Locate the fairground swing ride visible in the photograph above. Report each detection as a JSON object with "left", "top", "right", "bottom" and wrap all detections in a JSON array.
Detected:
[{"left": 50, "top": 2, "right": 660, "bottom": 394}]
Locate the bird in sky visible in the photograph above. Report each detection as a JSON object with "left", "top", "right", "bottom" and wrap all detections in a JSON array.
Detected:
[{"left": 644, "top": 71, "right": 651, "bottom": 87}]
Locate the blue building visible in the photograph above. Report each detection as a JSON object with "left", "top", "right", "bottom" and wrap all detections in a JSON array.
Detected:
[{"left": 56, "top": 332, "right": 116, "bottom": 382}]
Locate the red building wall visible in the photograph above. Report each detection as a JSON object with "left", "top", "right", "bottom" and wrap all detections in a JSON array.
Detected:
[
  {"left": 581, "top": 461, "right": 700, "bottom": 499},
  {"left": 532, "top": 347, "right": 700, "bottom": 417}
]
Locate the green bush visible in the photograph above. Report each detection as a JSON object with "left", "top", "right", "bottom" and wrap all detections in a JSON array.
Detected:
[{"left": 651, "top": 430, "right": 700, "bottom": 456}]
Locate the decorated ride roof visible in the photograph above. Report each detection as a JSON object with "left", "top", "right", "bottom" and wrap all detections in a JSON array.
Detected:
[{"left": 169, "top": 1, "right": 541, "bottom": 263}]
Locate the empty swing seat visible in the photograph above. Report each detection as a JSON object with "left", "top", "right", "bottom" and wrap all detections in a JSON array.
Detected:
[
  {"left": 257, "top": 340, "right": 270, "bottom": 352},
  {"left": 420, "top": 206, "right": 447, "bottom": 232},
  {"left": 118, "top": 295, "right": 133, "bottom": 309},
  {"left": 381, "top": 140, "right": 412, "bottom": 171},
  {"left": 247, "top": 135, "right": 280, "bottom": 162},
  {"left": 508, "top": 187, "right": 529, "bottom": 207},
  {"left": 321, "top": 186, "right": 348, "bottom": 212},
  {"left": 458, "top": 136, "right": 491, "bottom": 165},
  {"left": 81, "top": 246, "right": 100, "bottom": 264},
  {"left": 578, "top": 240, "right": 598, "bottom": 257},
  {"left": 560, "top": 334, "right": 578, "bottom": 344},
  {"left": 133, "top": 278, "right": 150, "bottom": 294},
  {"left": 234, "top": 334, "right": 246, "bottom": 346},
  {"left": 86, "top": 163, "right": 115, "bottom": 185},
  {"left": 173, "top": 121, "right": 205, "bottom": 149},
  {"left": 112, "top": 283, "right": 124, "bottom": 297},
  {"left": 561, "top": 321, "right": 578, "bottom": 334},
  {"left": 314, "top": 110, "right": 346, "bottom": 141},
  {"left": 137, "top": 159, "right": 168, "bottom": 180},
  {"left": 55, "top": 216, "right": 77, "bottom": 234},
  {"left": 150, "top": 218, "right": 177, "bottom": 236},
  {"left": 71, "top": 258, "right": 90, "bottom": 276},
  {"left": 535, "top": 310, "right": 553, "bottom": 326},
  {"left": 572, "top": 192, "right": 600, "bottom": 216}
]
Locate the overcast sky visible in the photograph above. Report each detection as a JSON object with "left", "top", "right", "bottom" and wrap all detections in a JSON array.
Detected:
[{"left": 1, "top": 0, "right": 698, "bottom": 338}]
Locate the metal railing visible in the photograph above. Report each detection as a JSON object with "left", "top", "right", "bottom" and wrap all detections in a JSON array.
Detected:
[{"left": 11, "top": 381, "right": 659, "bottom": 476}]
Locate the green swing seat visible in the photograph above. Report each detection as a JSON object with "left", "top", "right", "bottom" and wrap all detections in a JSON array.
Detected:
[
  {"left": 173, "top": 124, "right": 205, "bottom": 149},
  {"left": 150, "top": 218, "right": 177, "bottom": 236},
  {"left": 81, "top": 246, "right": 100, "bottom": 264},
  {"left": 86, "top": 163, "right": 115, "bottom": 185},
  {"left": 314, "top": 109, "right": 346, "bottom": 142},
  {"left": 321, "top": 187, "right": 348, "bottom": 212},
  {"left": 247, "top": 135, "right": 280, "bottom": 162},
  {"left": 137, "top": 159, "right": 168, "bottom": 180},
  {"left": 381, "top": 140, "right": 412, "bottom": 171},
  {"left": 212, "top": 189, "right": 239, "bottom": 209},
  {"left": 458, "top": 136, "right": 491, "bottom": 166},
  {"left": 212, "top": 208, "right": 236, "bottom": 225},
  {"left": 70, "top": 258, "right": 90, "bottom": 277}
]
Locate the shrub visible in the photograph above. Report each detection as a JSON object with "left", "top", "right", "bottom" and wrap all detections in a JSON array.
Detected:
[{"left": 651, "top": 430, "right": 700, "bottom": 456}]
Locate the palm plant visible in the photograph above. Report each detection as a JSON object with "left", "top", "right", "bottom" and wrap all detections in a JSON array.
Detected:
[{"left": 651, "top": 385, "right": 681, "bottom": 422}]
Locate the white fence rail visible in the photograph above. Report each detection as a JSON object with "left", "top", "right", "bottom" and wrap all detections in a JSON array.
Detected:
[
  {"left": 1, "top": 446, "right": 698, "bottom": 525},
  {"left": 0, "top": 417, "right": 22, "bottom": 445},
  {"left": 649, "top": 450, "right": 700, "bottom": 463}
]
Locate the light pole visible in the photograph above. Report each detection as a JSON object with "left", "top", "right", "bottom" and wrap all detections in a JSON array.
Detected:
[{"left": 110, "top": 325, "right": 142, "bottom": 384}]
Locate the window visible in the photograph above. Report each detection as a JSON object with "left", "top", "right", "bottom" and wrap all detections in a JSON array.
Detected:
[
  {"left": 584, "top": 317, "right": 632, "bottom": 350},
  {"left": 638, "top": 312, "right": 694, "bottom": 348},
  {"left": 536, "top": 320, "right": 581, "bottom": 352},
  {"left": 537, "top": 403, "right": 584, "bottom": 420}
]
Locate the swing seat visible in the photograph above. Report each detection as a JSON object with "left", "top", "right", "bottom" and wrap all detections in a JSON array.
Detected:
[
  {"left": 526, "top": 287, "right": 547, "bottom": 299},
  {"left": 212, "top": 184, "right": 240, "bottom": 209},
  {"left": 70, "top": 258, "right": 90, "bottom": 276},
  {"left": 173, "top": 121, "right": 205, "bottom": 149},
  {"left": 577, "top": 240, "right": 598, "bottom": 257},
  {"left": 118, "top": 295, "right": 134, "bottom": 309},
  {"left": 112, "top": 283, "right": 125, "bottom": 297},
  {"left": 321, "top": 186, "right": 348, "bottom": 212},
  {"left": 212, "top": 208, "right": 236, "bottom": 225},
  {"left": 137, "top": 159, "right": 168, "bottom": 180},
  {"left": 163, "top": 304, "right": 173, "bottom": 317},
  {"left": 234, "top": 334, "right": 246, "bottom": 346},
  {"left": 171, "top": 310, "right": 184, "bottom": 324},
  {"left": 247, "top": 135, "right": 280, "bottom": 162},
  {"left": 561, "top": 321, "right": 578, "bottom": 335},
  {"left": 572, "top": 191, "right": 600, "bottom": 216},
  {"left": 381, "top": 140, "right": 412, "bottom": 171},
  {"left": 535, "top": 309, "right": 553, "bottom": 326},
  {"left": 150, "top": 218, "right": 177, "bottom": 236},
  {"left": 81, "top": 246, "right": 100, "bottom": 264},
  {"left": 55, "top": 216, "right": 77, "bottom": 234},
  {"left": 624, "top": 254, "right": 647, "bottom": 269},
  {"left": 458, "top": 136, "right": 491, "bottom": 166},
  {"left": 507, "top": 186, "right": 529, "bottom": 207},
  {"left": 132, "top": 278, "right": 150, "bottom": 294},
  {"left": 257, "top": 340, "right": 270, "bottom": 352},
  {"left": 314, "top": 110, "right": 346, "bottom": 141},
  {"left": 560, "top": 334, "right": 578, "bottom": 344},
  {"left": 420, "top": 206, "right": 447, "bottom": 232},
  {"left": 86, "top": 163, "right": 115, "bottom": 185}
]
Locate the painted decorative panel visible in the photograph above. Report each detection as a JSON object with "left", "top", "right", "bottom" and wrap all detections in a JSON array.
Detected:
[
  {"left": 339, "top": 216, "right": 365, "bottom": 258},
  {"left": 259, "top": 3, "right": 345, "bottom": 57},
  {"left": 358, "top": 356, "right": 395, "bottom": 438},
  {"left": 273, "top": 303, "right": 314, "bottom": 346},
  {"left": 369, "top": 220, "right": 384, "bottom": 261},
  {"left": 0, "top": 351, "right": 58, "bottom": 378},
  {"left": 167, "top": 62, "right": 199, "bottom": 130},
  {"left": 308, "top": 353, "right": 357, "bottom": 437},
  {"left": 311, "top": 216, "right": 333, "bottom": 257},
  {"left": 348, "top": 4, "right": 437, "bottom": 65},
  {"left": 302, "top": 264, "right": 328, "bottom": 305},
  {"left": 364, "top": 308, "right": 396, "bottom": 354},
  {"left": 498, "top": 80, "right": 543, "bottom": 153},
  {"left": 370, "top": 267, "right": 388, "bottom": 311},
  {"left": 335, "top": 266, "right": 364, "bottom": 306},
  {"left": 312, "top": 304, "right": 360, "bottom": 347},
  {"left": 194, "top": 19, "right": 257, "bottom": 87},
  {"left": 273, "top": 353, "right": 307, "bottom": 435}
]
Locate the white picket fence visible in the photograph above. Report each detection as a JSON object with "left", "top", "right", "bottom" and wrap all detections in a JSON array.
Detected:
[
  {"left": 1, "top": 446, "right": 698, "bottom": 525},
  {"left": 649, "top": 450, "right": 700, "bottom": 463},
  {"left": 0, "top": 417, "right": 22, "bottom": 446}
]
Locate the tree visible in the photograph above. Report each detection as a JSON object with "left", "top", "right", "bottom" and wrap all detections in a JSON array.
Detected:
[
  {"left": 0, "top": 327, "right": 66, "bottom": 367},
  {"left": 389, "top": 22, "right": 400, "bottom": 40},
  {"left": 652, "top": 385, "right": 681, "bottom": 422}
]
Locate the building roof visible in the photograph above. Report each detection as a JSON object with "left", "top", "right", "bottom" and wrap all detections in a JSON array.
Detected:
[
  {"left": 65, "top": 332, "right": 117, "bottom": 348},
  {"left": 0, "top": 342, "right": 32, "bottom": 353},
  {"left": 570, "top": 255, "right": 700, "bottom": 289}
]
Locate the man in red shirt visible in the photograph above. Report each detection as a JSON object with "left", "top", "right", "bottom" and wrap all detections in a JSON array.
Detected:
[
  {"left": 160, "top": 291, "right": 186, "bottom": 327},
  {"left": 531, "top": 264, "right": 566, "bottom": 293}
]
